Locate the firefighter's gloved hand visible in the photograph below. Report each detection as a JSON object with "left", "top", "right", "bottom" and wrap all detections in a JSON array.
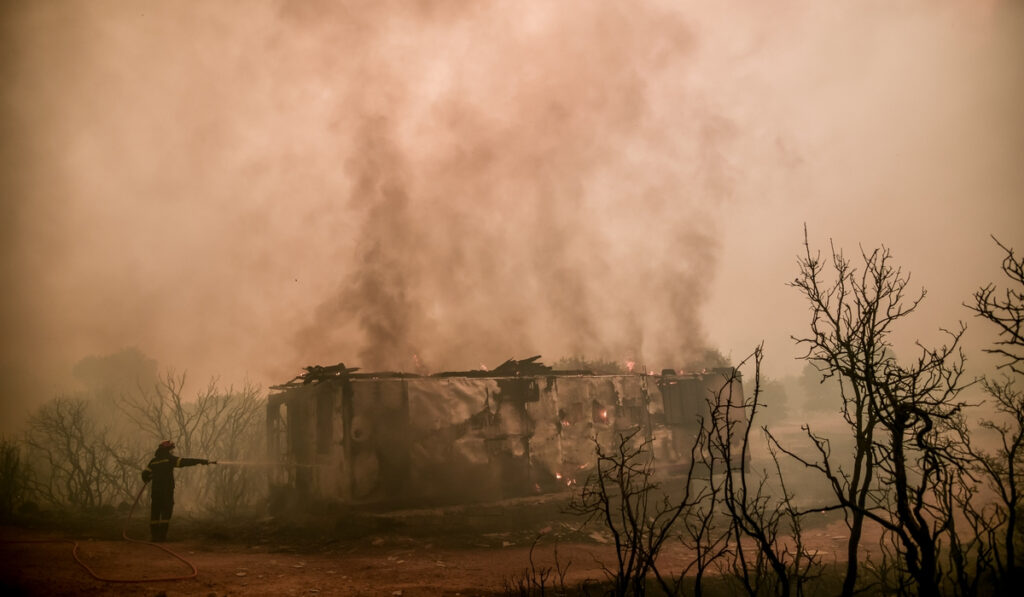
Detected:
[{"left": 200, "top": 459, "right": 211, "bottom": 465}]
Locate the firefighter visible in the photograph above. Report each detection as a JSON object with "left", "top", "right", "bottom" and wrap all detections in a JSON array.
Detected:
[{"left": 140, "top": 440, "right": 213, "bottom": 542}]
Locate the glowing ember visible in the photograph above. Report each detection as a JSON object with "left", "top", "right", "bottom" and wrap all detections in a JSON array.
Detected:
[{"left": 626, "top": 360, "right": 636, "bottom": 372}]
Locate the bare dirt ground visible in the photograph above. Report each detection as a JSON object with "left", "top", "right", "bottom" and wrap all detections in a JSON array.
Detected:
[{"left": 1, "top": 492, "right": 860, "bottom": 596}]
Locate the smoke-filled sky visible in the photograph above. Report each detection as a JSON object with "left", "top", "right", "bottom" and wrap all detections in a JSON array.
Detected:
[{"left": 2, "top": 0, "right": 1022, "bottom": 428}]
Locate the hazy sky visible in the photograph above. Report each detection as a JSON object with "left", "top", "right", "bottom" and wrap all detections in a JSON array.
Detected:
[{"left": 2, "top": 1, "right": 1022, "bottom": 429}]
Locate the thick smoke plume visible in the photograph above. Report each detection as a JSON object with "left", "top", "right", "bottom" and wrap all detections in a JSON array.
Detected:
[
  {"left": 2, "top": 1, "right": 1022, "bottom": 429},
  {"left": 291, "top": 1, "right": 727, "bottom": 372}
]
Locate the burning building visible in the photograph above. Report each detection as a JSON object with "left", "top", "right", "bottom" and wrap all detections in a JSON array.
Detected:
[{"left": 266, "top": 356, "right": 743, "bottom": 509}]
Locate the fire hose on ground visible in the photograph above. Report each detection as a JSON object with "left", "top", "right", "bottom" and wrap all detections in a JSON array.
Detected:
[{"left": 1, "top": 460, "right": 234, "bottom": 584}]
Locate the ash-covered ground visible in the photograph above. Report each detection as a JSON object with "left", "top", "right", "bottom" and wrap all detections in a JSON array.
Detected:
[{"left": 2, "top": 486, "right": 859, "bottom": 596}]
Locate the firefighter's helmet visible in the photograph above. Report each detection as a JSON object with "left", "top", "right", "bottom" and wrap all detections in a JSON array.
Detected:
[{"left": 158, "top": 440, "right": 176, "bottom": 450}]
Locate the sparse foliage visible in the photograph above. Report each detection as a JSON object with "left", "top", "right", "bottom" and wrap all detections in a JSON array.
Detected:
[
  {"left": 0, "top": 438, "right": 30, "bottom": 518},
  {"left": 554, "top": 356, "right": 631, "bottom": 375},
  {"left": 675, "top": 418, "right": 732, "bottom": 597},
  {"left": 23, "top": 397, "right": 137, "bottom": 510},
  {"left": 970, "top": 238, "right": 1024, "bottom": 377},
  {"left": 777, "top": 230, "right": 975, "bottom": 597},
  {"left": 502, "top": 534, "right": 572, "bottom": 597},
  {"left": 963, "top": 237, "right": 1024, "bottom": 588},
  {"left": 568, "top": 428, "right": 689, "bottom": 595},
  {"left": 702, "top": 348, "right": 820, "bottom": 597},
  {"left": 569, "top": 348, "right": 821, "bottom": 597}
]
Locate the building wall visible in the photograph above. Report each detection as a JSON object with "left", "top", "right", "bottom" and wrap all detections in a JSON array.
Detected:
[{"left": 267, "top": 370, "right": 743, "bottom": 506}]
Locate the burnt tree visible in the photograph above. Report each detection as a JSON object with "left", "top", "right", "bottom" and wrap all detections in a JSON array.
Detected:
[
  {"left": 779, "top": 231, "right": 970, "bottom": 597},
  {"left": 964, "top": 237, "right": 1024, "bottom": 588}
]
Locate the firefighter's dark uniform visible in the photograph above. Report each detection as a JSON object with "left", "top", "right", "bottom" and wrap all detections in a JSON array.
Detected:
[{"left": 141, "top": 447, "right": 208, "bottom": 542}]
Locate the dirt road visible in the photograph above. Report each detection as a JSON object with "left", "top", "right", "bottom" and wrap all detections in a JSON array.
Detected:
[
  {"left": 2, "top": 528, "right": 605, "bottom": 596},
  {"left": 1, "top": 492, "right": 859, "bottom": 596}
]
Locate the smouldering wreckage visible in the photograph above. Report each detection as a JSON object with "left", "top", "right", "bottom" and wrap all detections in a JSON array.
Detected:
[{"left": 266, "top": 356, "right": 744, "bottom": 509}]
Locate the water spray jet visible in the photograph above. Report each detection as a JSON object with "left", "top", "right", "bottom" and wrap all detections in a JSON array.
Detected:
[{"left": 214, "top": 460, "right": 317, "bottom": 468}]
